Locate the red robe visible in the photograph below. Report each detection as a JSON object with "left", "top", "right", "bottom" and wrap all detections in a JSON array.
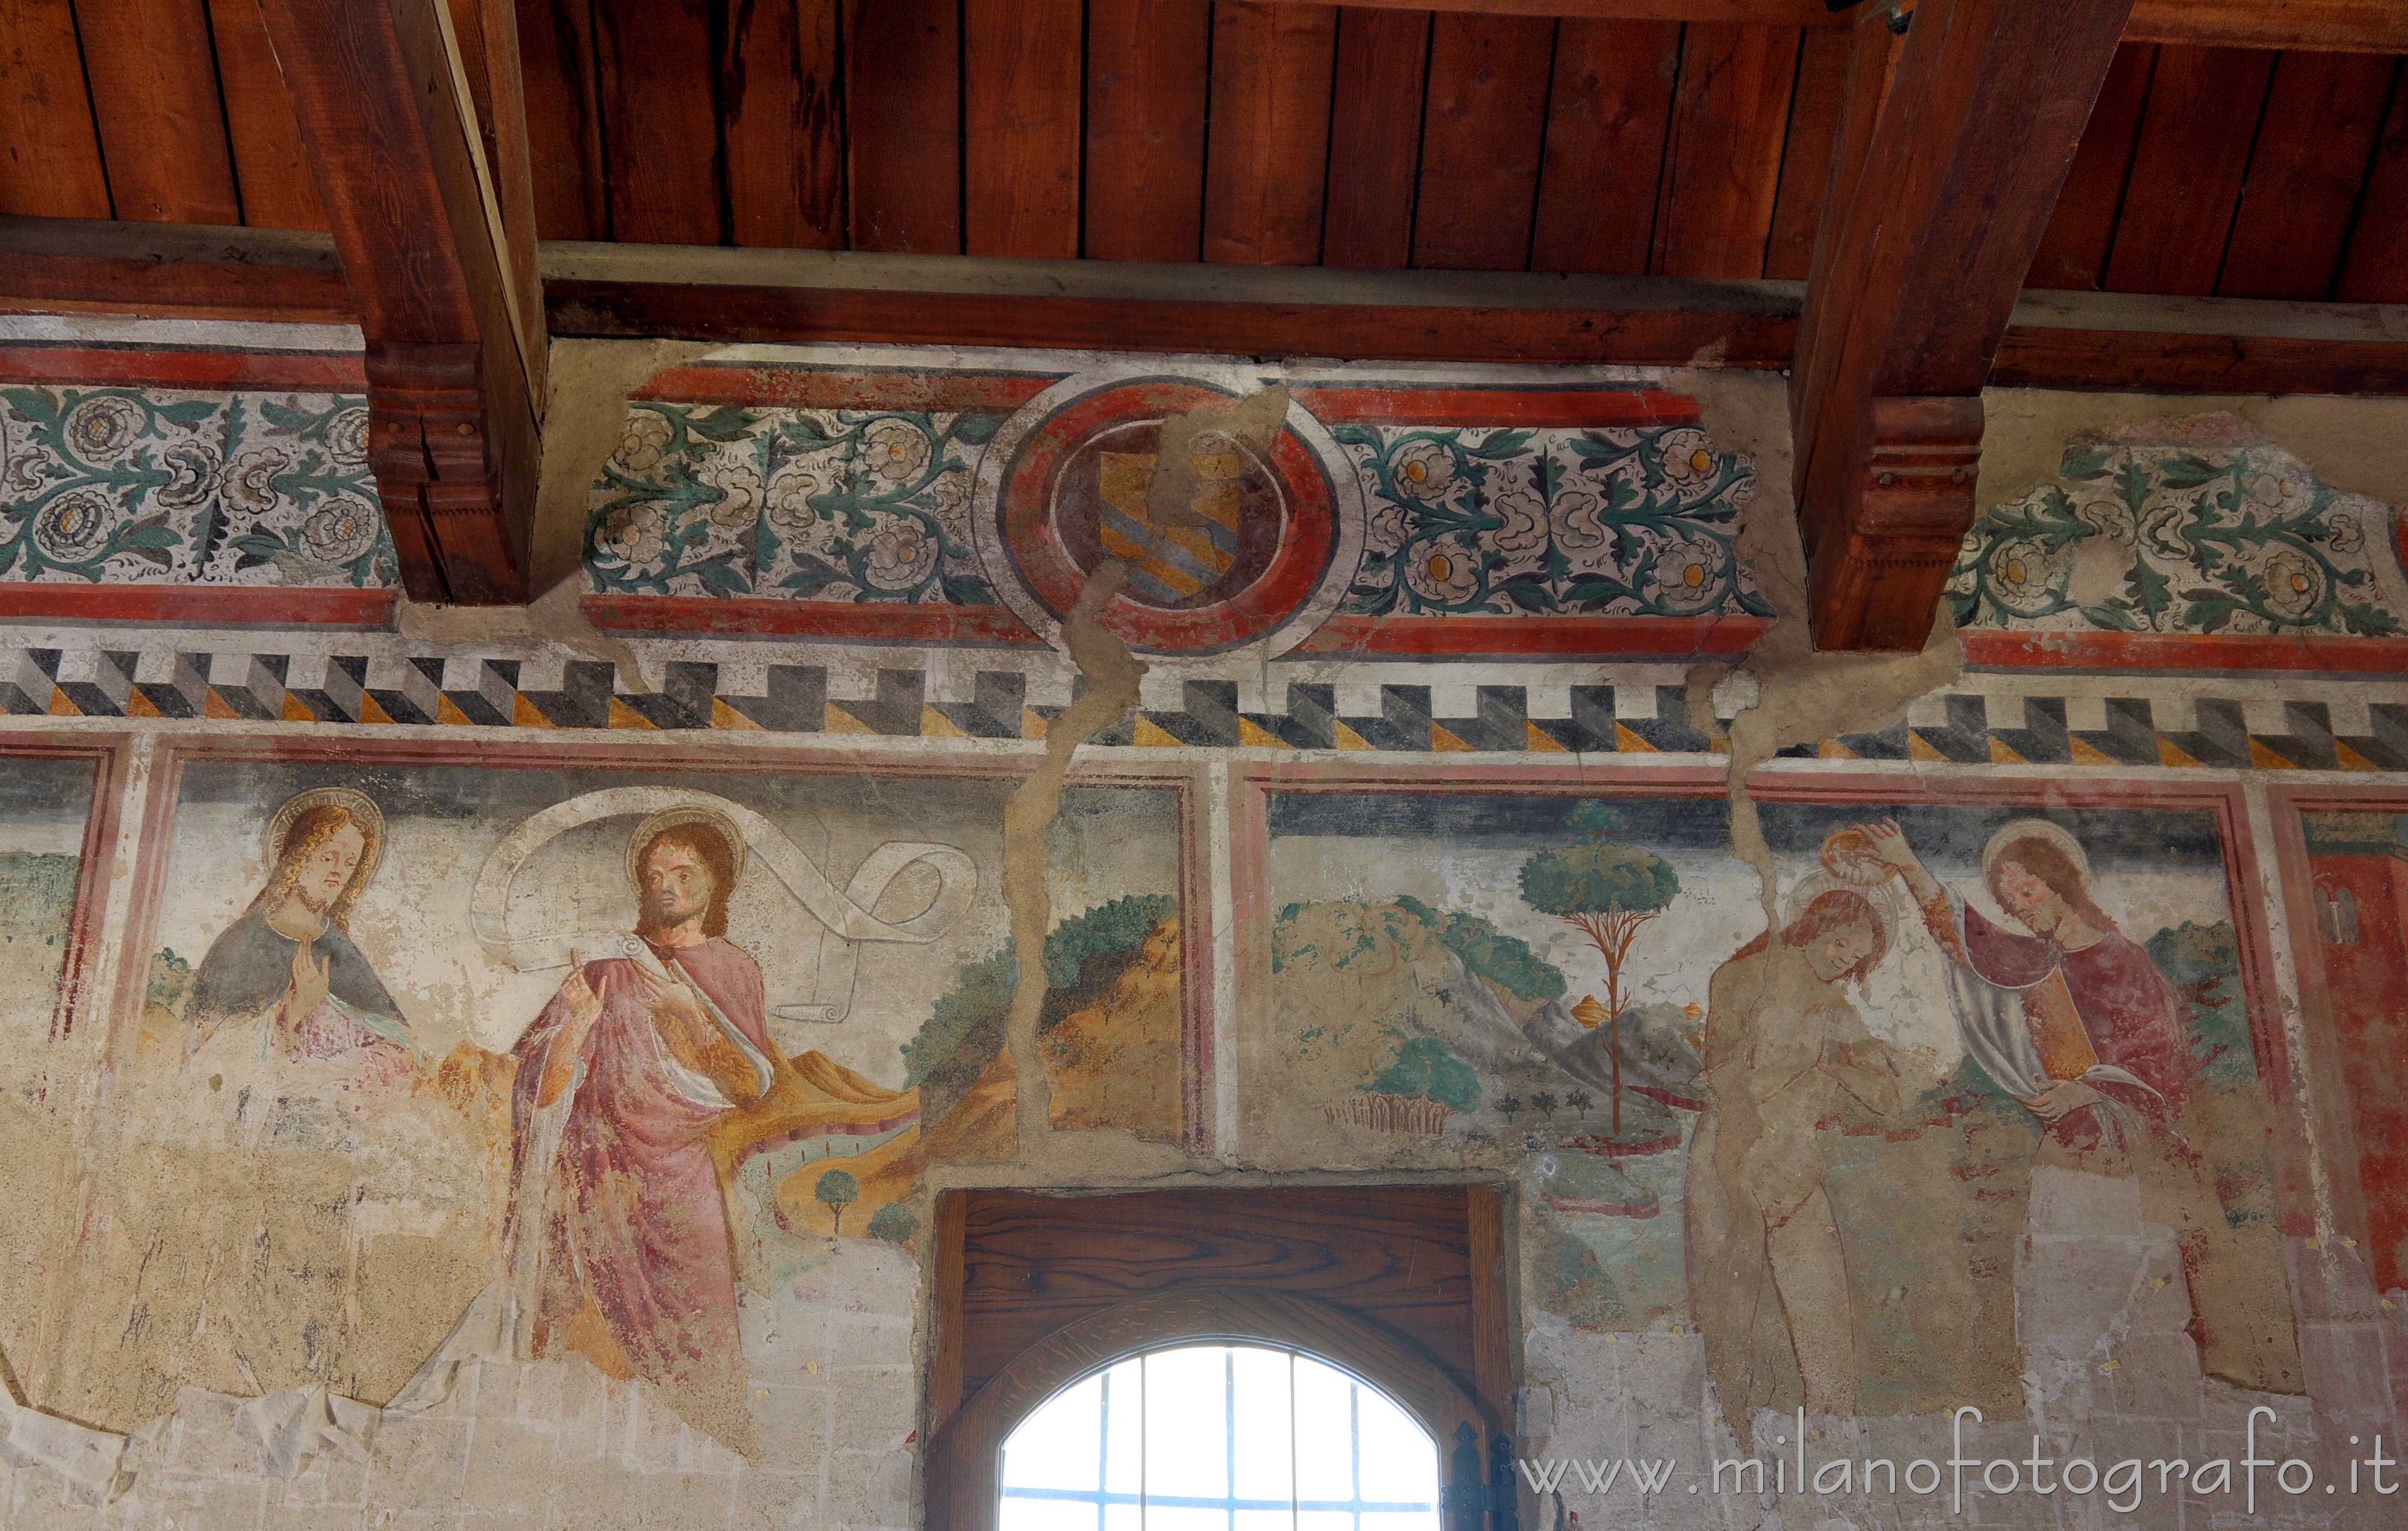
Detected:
[
  {"left": 1925, "top": 898, "right": 2298, "bottom": 1392},
  {"left": 1956, "top": 905, "right": 2191, "bottom": 1146},
  {"left": 509, "top": 937, "right": 770, "bottom": 1442}
]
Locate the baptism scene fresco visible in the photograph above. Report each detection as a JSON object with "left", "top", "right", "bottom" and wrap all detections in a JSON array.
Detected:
[
  {"left": 39, "top": 757, "right": 1183, "bottom": 1453},
  {"left": 1258, "top": 790, "right": 2297, "bottom": 1427}
]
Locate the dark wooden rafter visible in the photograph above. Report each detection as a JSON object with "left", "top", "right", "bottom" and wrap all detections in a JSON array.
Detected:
[
  {"left": 1287, "top": 0, "right": 2408, "bottom": 53},
  {"left": 1791, "top": 0, "right": 2138, "bottom": 652},
  {"left": 256, "top": 0, "right": 544, "bottom": 605}
]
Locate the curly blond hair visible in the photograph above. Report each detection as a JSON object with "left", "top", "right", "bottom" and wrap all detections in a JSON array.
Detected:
[{"left": 258, "top": 803, "right": 375, "bottom": 933}]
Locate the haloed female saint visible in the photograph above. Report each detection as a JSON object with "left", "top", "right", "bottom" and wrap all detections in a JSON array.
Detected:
[{"left": 185, "top": 792, "right": 414, "bottom": 1077}]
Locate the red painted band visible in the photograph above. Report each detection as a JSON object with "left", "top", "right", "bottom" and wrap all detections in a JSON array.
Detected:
[
  {"left": 580, "top": 592, "right": 1047, "bottom": 644},
  {"left": 629, "top": 365, "right": 1060, "bottom": 412},
  {"left": 1959, "top": 629, "right": 2408, "bottom": 675},
  {"left": 1287, "top": 386, "right": 1702, "bottom": 427},
  {"left": 0, "top": 585, "right": 394, "bottom": 626},
  {"left": 1291, "top": 613, "right": 1770, "bottom": 657}
]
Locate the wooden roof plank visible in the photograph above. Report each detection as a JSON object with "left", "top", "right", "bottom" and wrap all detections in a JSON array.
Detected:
[
  {"left": 594, "top": 0, "right": 722, "bottom": 246},
  {"left": 845, "top": 0, "right": 961, "bottom": 254},
  {"left": 1529, "top": 17, "right": 1681, "bottom": 275},
  {"left": 206, "top": 0, "right": 331, "bottom": 231},
  {"left": 964, "top": 0, "right": 1082, "bottom": 259},
  {"left": 1321, "top": 5, "right": 1433, "bottom": 271},
  {"left": 514, "top": 0, "right": 609, "bottom": 239},
  {"left": 0, "top": 0, "right": 111, "bottom": 219},
  {"left": 1084, "top": 0, "right": 1211, "bottom": 264},
  {"left": 2103, "top": 45, "right": 2278, "bottom": 295},
  {"left": 2218, "top": 49, "right": 2396, "bottom": 300},
  {"left": 2026, "top": 41, "right": 2155, "bottom": 291},
  {"left": 1281, "top": 1, "right": 2408, "bottom": 53},
  {"left": 1410, "top": 11, "right": 1557, "bottom": 271},
  {"left": 70, "top": 0, "right": 241, "bottom": 225},
  {"left": 1652, "top": 22, "right": 1801, "bottom": 278},
  {"left": 1762, "top": 22, "right": 1851, "bottom": 280},
  {"left": 723, "top": 0, "right": 846, "bottom": 249},
  {"left": 2335, "top": 62, "right": 2408, "bottom": 302},
  {"left": 1202, "top": 1, "right": 1338, "bottom": 266}
]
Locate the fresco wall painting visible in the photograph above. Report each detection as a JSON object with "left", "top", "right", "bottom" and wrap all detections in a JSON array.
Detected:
[
  {"left": 32, "top": 737, "right": 1197, "bottom": 1465},
  {"left": 1240, "top": 766, "right": 2308, "bottom": 1442}
]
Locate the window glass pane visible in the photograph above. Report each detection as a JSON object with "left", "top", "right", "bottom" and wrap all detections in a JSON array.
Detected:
[
  {"left": 1146, "top": 1506, "right": 1229, "bottom": 1531},
  {"left": 999, "top": 1343, "right": 1441, "bottom": 1531},
  {"left": 1354, "top": 1388, "right": 1438, "bottom": 1512},
  {"left": 1005, "top": 1373, "right": 1105, "bottom": 1493},
  {"left": 1291, "top": 1359, "right": 1357, "bottom": 1505},
  {"left": 1002, "top": 1497, "right": 1102, "bottom": 1531},
  {"left": 1229, "top": 1349, "right": 1296, "bottom": 1504},
  {"left": 1144, "top": 1347, "right": 1231, "bottom": 1501},
  {"left": 1102, "top": 1356, "right": 1146, "bottom": 1496}
]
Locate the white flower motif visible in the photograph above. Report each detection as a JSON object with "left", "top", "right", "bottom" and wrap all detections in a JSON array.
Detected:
[
  {"left": 765, "top": 462, "right": 828, "bottom": 533},
  {"left": 63, "top": 397, "right": 143, "bottom": 461},
  {"left": 1387, "top": 439, "right": 1458, "bottom": 504},
  {"left": 2, "top": 443, "right": 53, "bottom": 496},
  {"left": 1551, "top": 488, "right": 1607, "bottom": 551},
  {"left": 300, "top": 498, "right": 379, "bottom": 565},
  {"left": 859, "top": 418, "right": 932, "bottom": 488},
  {"left": 1402, "top": 536, "right": 1481, "bottom": 606},
  {"left": 863, "top": 518, "right": 939, "bottom": 590},
  {"left": 1657, "top": 429, "right": 1719, "bottom": 492},
  {"left": 596, "top": 502, "right": 668, "bottom": 568},
  {"left": 2326, "top": 512, "right": 2365, "bottom": 556},
  {"left": 1985, "top": 536, "right": 2067, "bottom": 616},
  {"left": 612, "top": 409, "right": 676, "bottom": 475},
  {"left": 222, "top": 447, "right": 292, "bottom": 515},
  {"left": 326, "top": 408, "right": 370, "bottom": 466},
  {"left": 697, "top": 455, "right": 762, "bottom": 532},
  {"left": 1491, "top": 487, "right": 1547, "bottom": 554},
  {"left": 1367, "top": 497, "right": 1413, "bottom": 557},
  {"left": 158, "top": 443, "right": 220, "bottom": 509},
  {"left": 31, "top": 490, "right": 116, "bottom": 562},
  {"left": 2258, "top": 547, "right": 2324, "bottom": 622},
  {"left": 1642, "top": 535, "right": 1727, "bottom": 613},
  {"left": 2244, "top": 473, "right": 2298, "bottom": 509}
]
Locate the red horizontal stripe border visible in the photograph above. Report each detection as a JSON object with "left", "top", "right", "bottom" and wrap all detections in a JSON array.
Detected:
[
  {"left": 582, "top": 593, "right": 1047, "bottom": 644},
  {"left": 1292, "top": 613, "right": 1770, "bottom": 658},
  {"left": 0, "top": 585, "right": 393, "bottom": 626},
  {"left": 1959, "top": 629, "right": 2408, "bottom": 675}
]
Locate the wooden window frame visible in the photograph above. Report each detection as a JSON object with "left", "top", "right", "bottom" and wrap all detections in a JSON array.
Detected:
[{"left": 923, "top": 1184, "right": 1514, "bottom": 1531}]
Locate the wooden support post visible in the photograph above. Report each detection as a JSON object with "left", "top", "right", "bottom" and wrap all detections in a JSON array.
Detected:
[
  {"left": 1790, "top": 0, "right": 2135, "bottom": 651},
  {"left": 258, "top": 0, "right": 542, "bottom": 604}
]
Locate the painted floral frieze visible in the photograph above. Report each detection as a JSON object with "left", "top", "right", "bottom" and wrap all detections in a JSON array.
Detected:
[
  {"left": 1336, "top": 424, "right": 1769, "bottom": 620},
  {"left": 585, "top": 403, "right": 999, "bottom": 604},
  {"left": 1950, "top": 416, "right": 2407, "bottom": 637},
  {"left": 0, "top": 388, "right": 394, "bottom": 588}
]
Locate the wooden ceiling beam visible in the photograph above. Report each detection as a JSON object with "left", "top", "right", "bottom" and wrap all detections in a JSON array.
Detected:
[
  {"left": 254, "top": 0, "right": 543, "bottom": 605},
  {"left": 1282, "top": 1, "right": 2408, "bottom": 52},
  {"left": 0, "top": 218, "right": 353, "bottom": 323},
  {"left": 1790, "top": 0, "right": 2136, "bottom": 651}
]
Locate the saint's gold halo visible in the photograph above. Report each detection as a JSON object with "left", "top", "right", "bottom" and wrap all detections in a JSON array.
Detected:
[
  {"left": 625, "top": 804, "right": 751, "bottom": 897},
  {"left": 264, "top": 787, "right": 387, "bottom": 889},
  {"left": 1981, "top": 818, "right": 2090, "bottom": 882}
]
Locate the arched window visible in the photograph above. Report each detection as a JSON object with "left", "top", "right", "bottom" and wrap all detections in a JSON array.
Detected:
[{"left": 999, "top": 1344, "right": 1441, "bottom": 1531}]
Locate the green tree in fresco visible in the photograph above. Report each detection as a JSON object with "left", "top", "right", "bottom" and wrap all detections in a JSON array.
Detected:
[
  {"left": 815, "top": 1169, "right": 860, "bottom": 1235},
  {"left": 1519, "top": 801, "right": 1680, "bottom": 1133}
]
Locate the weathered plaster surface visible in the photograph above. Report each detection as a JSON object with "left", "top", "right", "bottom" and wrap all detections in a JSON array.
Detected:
[{"left": 0, "top": 338, "right": 2401, "bottom": 1531}]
